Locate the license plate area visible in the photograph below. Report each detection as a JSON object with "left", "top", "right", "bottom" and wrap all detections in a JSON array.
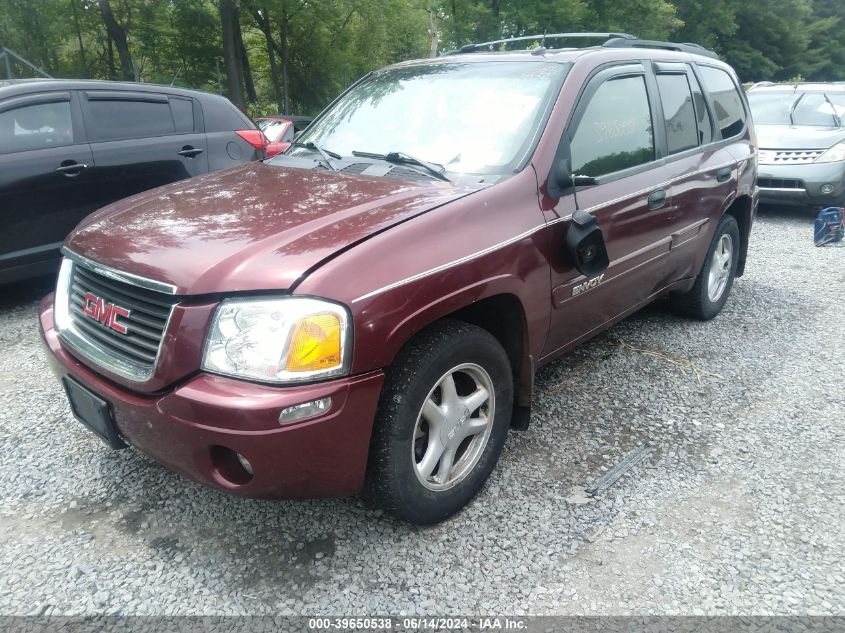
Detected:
[{"left": 62, "top": 377, "right": 126, "bottom": 450}]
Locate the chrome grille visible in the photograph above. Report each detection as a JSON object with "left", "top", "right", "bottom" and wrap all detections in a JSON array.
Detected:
[
  {"left": 758, "top": 149, "right": 824, "bottom": 165},
  {"left": 56, "top": 254, "right": 179, "bottom": 381}
]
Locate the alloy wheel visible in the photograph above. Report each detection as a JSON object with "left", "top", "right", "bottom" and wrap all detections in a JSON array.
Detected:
[
  {"left": 411, "top": 363, "right": 495, "bottom": 491},
  {"left": 707, "top": 233, "right": 733, "bottom": 302}
]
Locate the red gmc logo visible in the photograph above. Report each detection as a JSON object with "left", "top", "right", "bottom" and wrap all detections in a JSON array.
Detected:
[{"left": 82, "top": 292, "right": 131, "bottom": 334}]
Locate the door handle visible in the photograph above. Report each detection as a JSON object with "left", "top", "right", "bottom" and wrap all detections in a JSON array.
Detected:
[
  {"left": 648, "top": 189, "right": 667, "bottom": 210},
  {"left": 55, "top": 162, "right": 89, "bottom": 176},
  {"left": 178, "top": 146, "right": 204, "bottom": 158},
  {"left": 716, "top": 167, "right": 733, "bottom": 183}
]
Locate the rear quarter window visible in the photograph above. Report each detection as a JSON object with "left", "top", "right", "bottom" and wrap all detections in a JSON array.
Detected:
[{"left": 699, "top": 66, "right": 746, "bottom": 139}]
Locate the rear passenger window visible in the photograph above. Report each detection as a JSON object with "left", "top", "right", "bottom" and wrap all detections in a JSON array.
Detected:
[
  {"left": 86, "top": 97, "right": 174, "bottom": 141},
  {"left": 657, "top": 74, "right": 698, "bottom": 154},
  {"left": 570, "top": 75, "right": 654, "bottom": 177},
  {"left": 688, "top": 71, "right": 713, "bottom": 144},
  {"left": 170, "top": 98, "right": 194, "bottom": 133},
  {"left": 698, "top": 66, "right": 746, "bottom": 139},
  {"left": 0, "top": 101, "right": 74, "bottom": 154}
]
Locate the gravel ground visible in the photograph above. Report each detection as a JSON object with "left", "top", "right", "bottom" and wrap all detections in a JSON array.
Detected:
[{"left": 0, "top": 207, "right": 843, "bottom": 617}]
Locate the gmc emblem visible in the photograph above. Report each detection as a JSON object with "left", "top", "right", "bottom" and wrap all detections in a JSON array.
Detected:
[{"left": 82, "top": 292, "right": 131, "bottom": 334}]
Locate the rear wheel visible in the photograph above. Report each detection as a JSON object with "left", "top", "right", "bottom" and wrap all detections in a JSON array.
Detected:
[
  {"left": 365, "top": 320, "right": 513, "bottom": 524},
  {"left": 671, "top": 214, "right": 740, "bottom": 320}
]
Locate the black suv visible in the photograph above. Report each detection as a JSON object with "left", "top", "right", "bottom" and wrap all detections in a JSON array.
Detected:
[{"left": 0, "top": 79, "right": 266, "bottom": 284}]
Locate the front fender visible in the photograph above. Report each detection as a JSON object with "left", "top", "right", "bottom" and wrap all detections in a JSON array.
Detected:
[{"left": 292, "top": 170, "right": 552, "bottom": 376}]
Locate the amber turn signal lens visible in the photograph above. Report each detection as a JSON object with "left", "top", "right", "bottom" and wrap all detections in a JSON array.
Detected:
[{"left": 285, "top": 314, "right": 342, "bottom": 372}]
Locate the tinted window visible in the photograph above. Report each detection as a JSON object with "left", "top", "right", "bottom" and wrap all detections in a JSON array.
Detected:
[
  {"left": 699, "top": 66, "right": 746, "bottom": 138},
  {"left": 657, "top": 73, "right": 698, "bottom": 154},
  {"left": 570, "top": 75, "right": 654, "bottom": 177},
  {"left": 688, "top": 71, "right": 713, "bottom": 144},
  {"left": 0, "top": 101, "right": 74, "bottom": 154},
  {"left": 170, "top": 98, "right": 194, "bottom": 133},
  {"left": 86, "top": 97, "right": 174, "bottom": 141}
]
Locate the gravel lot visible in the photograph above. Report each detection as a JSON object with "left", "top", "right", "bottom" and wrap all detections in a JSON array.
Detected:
[{"left": 0, "top": 207, "right": 843, "bottom": 617}]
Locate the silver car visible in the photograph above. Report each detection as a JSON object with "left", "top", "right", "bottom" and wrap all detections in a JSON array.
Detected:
[{"left": 747, "top": 82, "right": 845, "bottom": 209}]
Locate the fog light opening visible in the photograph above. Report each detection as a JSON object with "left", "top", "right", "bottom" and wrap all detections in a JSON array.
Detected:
[
  {"left": 821, "top": 183, "right": 836, "bottom": 195},
  {"left": 210, "top": 445, "right": 254, "bottom": 485},
  {"left": 279, "top": 396, "right": 332, "bottom": 425}
]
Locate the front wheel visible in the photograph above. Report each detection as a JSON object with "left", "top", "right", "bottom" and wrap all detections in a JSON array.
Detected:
[
  {"left": 365, "top": 320, "right": 513, "bottom": 524},
  {"left": 670, "top": 214, "right": 740, "bottom": 320}
]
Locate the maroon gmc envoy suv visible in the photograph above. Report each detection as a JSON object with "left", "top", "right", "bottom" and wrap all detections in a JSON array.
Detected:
[{"left": 39, "top": 34, "right": 757, "bottom": 524}]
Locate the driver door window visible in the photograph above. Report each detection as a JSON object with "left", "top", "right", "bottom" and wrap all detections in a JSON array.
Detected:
[
  {"left": 0, "top": 101, "right": 74, "bottom": 154},
  {"left": 570, "top": 75, "right": 655, "bottom": 178}
]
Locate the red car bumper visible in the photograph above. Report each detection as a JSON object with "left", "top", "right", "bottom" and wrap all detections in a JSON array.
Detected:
[{"left": 38, "top": 294, "right": 384, "bottom": 499}]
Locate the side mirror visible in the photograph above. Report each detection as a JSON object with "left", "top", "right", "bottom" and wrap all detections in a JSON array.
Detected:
[
  {"left": 548, "top": 158, "right": 573, "bottom": 199},
  {"left": 566, "top": 209, "right": 609, "bottom": 276},
  {"left": 548, "top": 159, "right": 599, "bottom": 199}
]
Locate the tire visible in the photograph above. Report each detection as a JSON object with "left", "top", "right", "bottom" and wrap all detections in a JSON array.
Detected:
[
  {"left": 671, "top": 214, "right": 740, "bottom": 320},
  {"left": 365, "top": 320, "right": 513, "bottom": 525}
]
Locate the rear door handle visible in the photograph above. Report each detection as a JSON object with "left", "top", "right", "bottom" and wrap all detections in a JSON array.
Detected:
[
  {"left": 55, "top": 162, "right": 89, "bottom": 176},
  {"left": 716, "top": 167, "right": 733, "bottom": 183},
  {"left": 178, "top": 146, "right": 204, "bottom": 158},
  {"left": 648, "top": 189, "right": 667, "bottom": 210}
]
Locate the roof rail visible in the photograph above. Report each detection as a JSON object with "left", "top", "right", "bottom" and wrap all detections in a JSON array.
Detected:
[
  {"left": 443, "top": 32, "right": 635, "bottom": 55},
  {"left": 602, "top": 37, "right": 719, "bottom": 59}
]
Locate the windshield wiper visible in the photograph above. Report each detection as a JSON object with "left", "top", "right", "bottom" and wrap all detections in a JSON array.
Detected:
[
  {"left": 788, "top": 92, "right": 806, "bottom": 126},
  {"left": 822, "top": 93, "right": 842, "bottom": 128},
  {"left": 291, "top": 141, "right": 341, "bottom": 171},
  {"left": 351, "top": 150, "right": 451, "bottom": 182}
]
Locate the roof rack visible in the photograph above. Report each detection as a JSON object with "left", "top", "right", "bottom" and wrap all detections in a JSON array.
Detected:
[
  {"left": 444, "top": 32, "right": 635, "bottom": 55},
  {"left": 444, "top": 32, "right": 719, "bottom": 60},
  {"left": 602, "top": 37, "right": 719, "bottom": 59}
]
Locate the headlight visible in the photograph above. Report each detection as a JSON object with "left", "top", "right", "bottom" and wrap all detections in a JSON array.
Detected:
[
  {"left": 815, "top": 141, "right": 845, "bottom": 163},
  {"left": 202, "top": 297, "right": 351, "bottom": 383}
]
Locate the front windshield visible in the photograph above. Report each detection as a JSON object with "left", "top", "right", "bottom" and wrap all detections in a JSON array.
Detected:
[
  {"left": 749, "top": 91, "right": 845, "bottom": 127},
  {"left": 285, "top": 61, "right": 568, "bottom": 176}
]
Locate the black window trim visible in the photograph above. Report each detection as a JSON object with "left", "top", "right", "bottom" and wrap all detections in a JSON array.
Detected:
[
  {"left": 84, "top": 90, "right": 169, "bottom": 104},
  {"left": 189, "top": 95, "right": 205, "bottom": 133},
  {"left": 0, "top": 91, "right": 72, "bottom": 114},
  {"left": 684, "top": 64, "right": 716, "bottom": 146}
]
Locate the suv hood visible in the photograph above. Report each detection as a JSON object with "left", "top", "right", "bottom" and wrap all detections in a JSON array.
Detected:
[
  {"left": 755, "top": 124, "right": 845, "bottom": 149},
  {"left": 67, "top": 163, "right": 470, "bottom": 295}
]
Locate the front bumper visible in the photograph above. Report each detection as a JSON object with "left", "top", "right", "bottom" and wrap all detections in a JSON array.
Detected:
[
  {"left": 758, "top": 161, "right": 845, "bottom": 207},
  {"left": 39, "top": 294, "right": 385, "bottom": 499}
]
